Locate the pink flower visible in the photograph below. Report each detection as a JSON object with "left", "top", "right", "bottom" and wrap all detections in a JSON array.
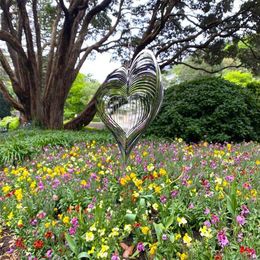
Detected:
[
  {"left": 204, "top": 208, "right": 210, "bottom": 215},
  {"left": 46, "top": 249, "right": 52, "bottom": 258},
  {"left": 211, "top": 214, "right": 220, "bottom": 224},
  {"left": 236, "top": 215, "right": 246, "bottom": 226},
  {"left": 217, "top": 230, "right": 229, "bottom": 248},
  {"left": 69, "top": 227, "right": 77, "bottom": 235}
]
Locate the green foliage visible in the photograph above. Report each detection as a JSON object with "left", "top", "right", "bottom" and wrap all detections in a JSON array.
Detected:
[
  {"left": 0, "top": 116, "right": 20, "bottom": 130},
  {"left": 148, "top": 78, "right": 260, "bottom": 143},
  {"left": 247, "top": 81, "right": 260, "bottom": 100},
  {"left": 64, "top": 73, "right": 99, "bottom": 120},
  {"left": 223, "top": 70, "right": 253, "bottom": 86},
  {"left": 0, "top": 129, "right": 111, "bottom": 167},
  {"left": 0, "top": 93, "right": 11, "bottom": 118}
]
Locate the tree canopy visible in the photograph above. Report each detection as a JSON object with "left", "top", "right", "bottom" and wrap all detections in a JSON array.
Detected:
[{"left": 0, "top": 0, "right": 259, "bottom": 129}]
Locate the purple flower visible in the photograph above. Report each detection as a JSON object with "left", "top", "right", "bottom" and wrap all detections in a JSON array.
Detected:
[
  {"left": 237, "top": 232, "right": 243, "bottom": 242},
  {"left": 30, "top": 218, "right": 38, "bottom": 226},
  {"left": 225, "top": 175, "right": 235, "bottom": 182},
  {"left": 241, "top": 205, "right": 250, "bottom": 216},
  {"left": 236, "top": 215, "right": 246, "bottom": 226},
  {"left": 162, "top": 234, "right": 167, "bottom": 240},
  {"left": 170, "top": 190, "right": 179, "bottom": 198},
  {"left": 137, "top": 242, "right": 145, "bottom": 252},
  {"left": 217, "top": 230, "right": 229, "bottom": 248},
  {"left": 160, "top": 195, "right": 167, "bottom": 204},
  {"left": 38, "top": 181, "right": 44, "bottom": 190},
  {"left": 188, "top": 203, "right": 194, "bottom": 209},
  {"left": 111, "top": 254, "right": 120, "bottom": 260},
  {"left": 52, "top": 178, "right": 61, "bottom": 189},
  {"left": 71, "top": 217, "right": 79, "bottom": 227},
  {"left": 204, "top": 220, "right": 211, "bottom": 228}
]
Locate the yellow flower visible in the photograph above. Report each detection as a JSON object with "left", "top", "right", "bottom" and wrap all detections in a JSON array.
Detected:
[
  {"left": 215, "top": 177, "right": 222, "bottom": 185},
  {"left": 251, "top": 189, "right": 257, "bottom": 198},
  {"left": 63, "top": 216, "right": 70, "bottom": 225},
  {"left": 177, "top": 217, "right": 187, "bottom": 226},
  {"left": 159, "top": 168, "right": 167, "bottom": 176},
  {"left": 183, "top": 233, "right": 192, "bottom": 246},
  {"left": 124, "top": 224, "right": 132, "bottom": 233},
  {"left": 152, "top": 171, "right": 158, "bottom": 178},
  {"left": 133, "top": 178, "right": 143, "bottom": 188},
  {"left": 147, "top": 163, "right": 155, "bottom": 172},
  {"left": 152, "top": 203, "right": 159, "bottom": 211},
  {"left": 8, "top": 211, "right": 14, "bottom": 220},
  {"left": 141, "top": 226, "right": 150, "bottom": 235},
  {"left": 199, "top": 225, "right": 213, "bottom": 238},
  {"left": 109, "top": 227, "right": 119, "bottom": 237},
  {"left": 132, "top": 191, "right": 139, "bottom": 198},
  {"left": 2, "top": 185, "right": 11, "bottom": 194},
  {"left": 177, "top": 252, "right": 188, "bottom": 260},
  {"left": 14, "top": 188, "right": 23, "bottom": 201},
  {"left": 120, "top": 177, "right": 127, "bottom": 186},
  {"left": 187, "top": 180, "right": 192, "bottom": 186},
  {"left": 30, "top": 181, "right": 36, "bottom": 189},
  {"left": 45, "top": 222, "right": 51, "bottom": 228},
  {"left": 81, "top": 180, "right": 87, "bottom": 186},
  {"left": 17, "top": 219, "right": 23, "bottom": 226},
  {"left": 227, "top": 143, "right": 232, "bottom": 152},
  {"left": 154, "top": 185, "right": 162, "bottom": 194},
  {"left": 86, "top": 231, "right": 94, "bottom": 242},
  {"left": 142, "top": 151, "right": 148, "bottom": 157},
  {"left": 218, "top": 191, "right": 224, "bottom": 200},
  {"left": 90, "top": 223, "right": 97, "bottom": 231},
  {"left": 88, "top": 246, "right": 95, "bottom": 255},
  {"left": 130, "top": 172, "right": 137, "bottom": 179},
  {"left": 256, "top": 160, "right": 260, "bottom": 165},
  {"left": 149, "top": 243, "right": 157, "bottom": 255},
  {"left": 175, "top": 233, "right": 181, "bottom": 241}
]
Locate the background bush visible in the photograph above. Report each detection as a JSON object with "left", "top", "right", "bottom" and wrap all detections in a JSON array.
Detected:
[
  {"left": 0, "top": 92, "right": 11, "bottom": 118},
  {"left": 0, "top": 116, "right": 20, "bottom": 130},
  {"left": 148, "top": 77, "right": 260, "bottom": 143}
]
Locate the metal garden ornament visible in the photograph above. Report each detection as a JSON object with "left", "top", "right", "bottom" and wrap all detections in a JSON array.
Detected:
[{"left": 96, "top": 49, "right": 163, "bottom": 164}]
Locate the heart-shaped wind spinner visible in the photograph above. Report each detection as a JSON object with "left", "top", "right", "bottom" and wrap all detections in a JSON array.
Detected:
[{"left": 95, "top": 49, "right": 163, "bottom": 164}]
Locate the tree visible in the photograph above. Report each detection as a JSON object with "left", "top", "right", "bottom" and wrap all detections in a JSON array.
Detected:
[
  {"left": 0, "top": 0, "right": 259, "bottom": 129},
  {"left": 64, "top": 73, "right": 99, "bottom": 120}
]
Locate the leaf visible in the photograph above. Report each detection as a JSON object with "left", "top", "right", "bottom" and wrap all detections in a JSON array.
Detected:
[
  {"left": 165, "top": 214, "right": 175, "bottom": 229},
  {"left": 153, "top": 222, "right": 164, "bottom": 241},
  {"left": 139, "top": 198, "right": 146, "bottom": 208},
  {"left": 65, "top": 233, "right": 78, "bottom": 255},
  {"left": 78, "top": 252, "right": 90, "bottom": 259},
  {"left": 125, "top": 213, "right": 136, "bottom": 224}
]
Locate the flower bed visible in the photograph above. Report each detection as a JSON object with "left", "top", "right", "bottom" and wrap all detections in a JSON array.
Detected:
[{"left": 0, "top": 139, "right": 259, "bottom": 259}]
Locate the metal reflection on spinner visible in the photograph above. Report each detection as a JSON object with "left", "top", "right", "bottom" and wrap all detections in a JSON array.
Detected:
[{"left": 95, "top": 49, "right": 163, "bottom": 164}]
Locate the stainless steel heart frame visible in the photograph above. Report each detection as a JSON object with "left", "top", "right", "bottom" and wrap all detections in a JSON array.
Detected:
[{"left": 95, "top": 49, "right": 163, "bottom": 165}]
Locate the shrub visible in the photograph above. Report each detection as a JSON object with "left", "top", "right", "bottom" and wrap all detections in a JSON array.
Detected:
[
  {"left": 0, "top": 116, "right": 20, "bottom": 130},
  {"left": 0, "top": 92, "right": 11, "bottom": 118},
  {"left": 148, "top": 78, "right": 260, "bottom": 142}
]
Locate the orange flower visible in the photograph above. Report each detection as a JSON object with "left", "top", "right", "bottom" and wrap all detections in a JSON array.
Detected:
[{"left": 33, "top": 239, "right": 44, "bottom": 249}]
